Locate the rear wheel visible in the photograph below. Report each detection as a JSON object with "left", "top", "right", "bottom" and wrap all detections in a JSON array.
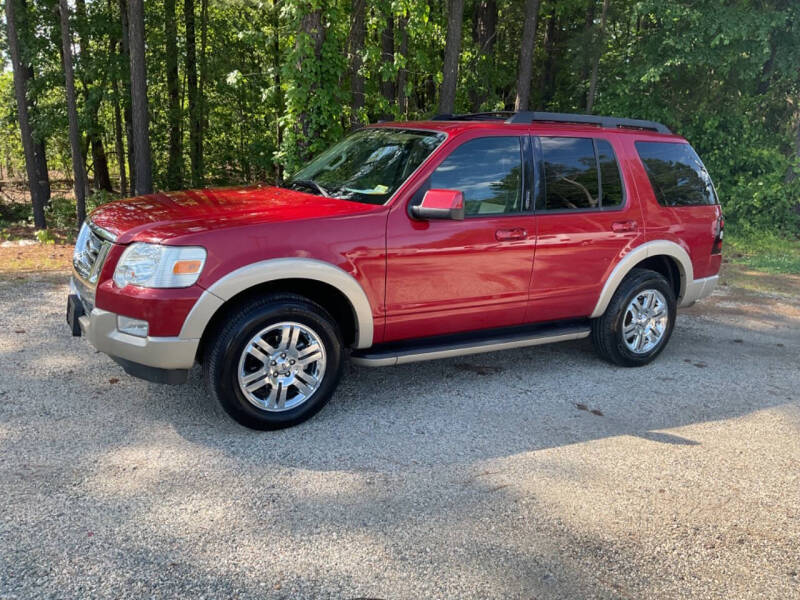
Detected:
[
  {"left": 203, "top": 293, "right": 343, "bottom": 430},
  {"left": 591, "top": 268, "right": 676, "bottom": 367}
]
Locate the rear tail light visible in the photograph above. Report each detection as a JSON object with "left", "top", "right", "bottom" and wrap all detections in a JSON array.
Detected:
[{"left": 711, "top": 215, "right": 724, "bottom": 255}]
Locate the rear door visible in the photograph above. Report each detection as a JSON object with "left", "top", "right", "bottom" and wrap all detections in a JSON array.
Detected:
[
  {"left": 384, "top": 132, "right": 537, "bottom": 342},
  {"left": 528, "top": 134, "right": 645, "bottom": 322}
]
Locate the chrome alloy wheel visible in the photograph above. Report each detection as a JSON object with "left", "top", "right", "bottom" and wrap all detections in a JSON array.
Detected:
[
  {"left": 622, "top": 289, "right": 669, "bottom": 354},
  {"left": 237, "top": 321, "right": 327, "bottom": 412}
]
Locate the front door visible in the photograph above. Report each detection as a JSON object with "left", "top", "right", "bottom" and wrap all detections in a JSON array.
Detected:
[{"left": 384, "top": 134, "right": 536, "bottom": 342}]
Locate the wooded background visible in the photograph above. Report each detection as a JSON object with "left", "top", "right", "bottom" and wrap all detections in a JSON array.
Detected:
[{"left": 1, "top": 0, "right": 799, "bottom": 234}]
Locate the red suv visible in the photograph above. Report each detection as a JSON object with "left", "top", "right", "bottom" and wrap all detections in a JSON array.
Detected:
[{"left": 68, "top": 111, "right": 723, "bottom": 429}]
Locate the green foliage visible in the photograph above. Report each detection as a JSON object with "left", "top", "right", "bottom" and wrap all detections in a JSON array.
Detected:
[
  {"left": 726, "top": 230, "right": 800, "bottom": 275},
  {"left": 34, "top": 228, "right": 54, "bottom": 244},
  {"left": 1, "top": 0, "right": 799, "bottom": 239}
]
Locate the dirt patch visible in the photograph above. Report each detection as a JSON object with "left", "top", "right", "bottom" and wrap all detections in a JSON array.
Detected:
[
  {"left": 720, "top": 261, "right": 800, "bottom": 299},
  {"left": 0, "top": 244, "right": 72, "bottom": 277}
]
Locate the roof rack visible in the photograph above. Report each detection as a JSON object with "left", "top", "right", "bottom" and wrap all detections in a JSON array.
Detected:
[
  {"left": 432, "top": 110, "right": 671, "bottom": 134},
  {"left": 432, "top": 111, "right": 514, "bottom": 121}
]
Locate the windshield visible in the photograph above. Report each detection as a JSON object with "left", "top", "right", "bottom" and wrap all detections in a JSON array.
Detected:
[{"left": 287, "top": 128, "right": 446, "bottom": 205}]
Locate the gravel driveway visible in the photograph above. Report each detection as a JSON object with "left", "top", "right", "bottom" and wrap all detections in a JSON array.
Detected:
[{"left": 1, "top": 275, "right": 798, "bottom": 599}]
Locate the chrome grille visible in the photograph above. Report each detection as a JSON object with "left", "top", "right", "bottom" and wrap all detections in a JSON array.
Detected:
[{"left": 73, "top": 222, "right": 112, "bottom": 284}]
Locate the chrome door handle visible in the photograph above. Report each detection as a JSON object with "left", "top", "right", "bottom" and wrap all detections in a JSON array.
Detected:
[
  {"left": 612, "top": 220, "right": 638, "bottom": 233},
  {"left": 496, "top": 228, "right": 527, "bottom": 241}
]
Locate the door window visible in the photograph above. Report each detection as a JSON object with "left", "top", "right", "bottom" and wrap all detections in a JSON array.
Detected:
[
  {"left": 536, "top": 136, "right": 625, "bottom": 211},
  {"left": 427, "top": 136, "right": 523, "bottom": 216}
]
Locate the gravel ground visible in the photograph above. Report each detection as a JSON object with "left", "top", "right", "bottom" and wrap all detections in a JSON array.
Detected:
[{"left": 1, "top": 275, "right": 799, "bottom": 599}]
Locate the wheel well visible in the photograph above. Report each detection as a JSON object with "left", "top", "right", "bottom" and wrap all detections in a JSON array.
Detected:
[
  {"left": 197, "top": 278, "right": 358, "bottom": 361},
  {"left": 633, "top": 255, "right": 682, "bottom": 300}
]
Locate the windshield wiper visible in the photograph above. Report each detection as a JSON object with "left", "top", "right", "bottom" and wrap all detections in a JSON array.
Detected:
[{"left": 288, "top": 179, "right": 330, "bottom": 197}]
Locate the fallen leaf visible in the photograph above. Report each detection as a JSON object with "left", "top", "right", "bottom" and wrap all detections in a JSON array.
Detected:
[{"left": 108, "top": 378, "right": 119, "bottom": 384}]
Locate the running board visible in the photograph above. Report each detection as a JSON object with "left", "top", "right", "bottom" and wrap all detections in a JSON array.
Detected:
[{"left": 350, "top": 321, "right": 591, "bottom": 367}]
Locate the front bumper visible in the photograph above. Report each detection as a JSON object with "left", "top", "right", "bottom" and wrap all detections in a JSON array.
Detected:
[{"left": 71, "top": 278, "right": 199, "bottom": 384}]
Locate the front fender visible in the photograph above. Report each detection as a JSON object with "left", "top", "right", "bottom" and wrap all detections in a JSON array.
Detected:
[{"left": 179, "top": 258, "right": 374, "bottom": 348}]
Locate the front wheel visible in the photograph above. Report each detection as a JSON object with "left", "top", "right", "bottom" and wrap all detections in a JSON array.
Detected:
[
  {"left": 591, "top": 268, "right": 677, "bottom": 367},
  {"left": 203, "top": 293, "right": 344, "bottom": 430}
]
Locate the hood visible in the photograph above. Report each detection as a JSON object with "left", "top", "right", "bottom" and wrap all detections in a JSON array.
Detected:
[{"left": 89, "top": 185, "right": 379, "bottom": 244}]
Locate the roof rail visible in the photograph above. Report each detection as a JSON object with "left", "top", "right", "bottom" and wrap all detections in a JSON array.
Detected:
[
  {"left": 507, "top": 111, "right": 671, "bottom": 133},
  {"left": 432, "top": 111, "right": 671, "bottom": 134},
  {"left": 432, "top": 111, "right": 514, "bottom": 121}
]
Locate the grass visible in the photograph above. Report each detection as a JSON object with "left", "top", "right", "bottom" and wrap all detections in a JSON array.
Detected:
[{"left": 725, "top": 229, "right": 800, "bottom": 275}]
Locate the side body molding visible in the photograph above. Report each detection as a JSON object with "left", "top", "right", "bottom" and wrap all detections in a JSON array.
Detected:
[
  {"left": 590, "top": 240, "right": 694, "bottom": 318},
  {"left": 180, "top": 258, "right": 375, "bottom": 348}
]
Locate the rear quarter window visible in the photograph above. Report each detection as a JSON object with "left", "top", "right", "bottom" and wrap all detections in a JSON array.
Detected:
[{"left": 635, "top": 141, "right": 718, "bottom": 207}]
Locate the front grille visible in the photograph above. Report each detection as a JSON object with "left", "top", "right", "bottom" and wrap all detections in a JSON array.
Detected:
[{"left": 73, "top": 222, "right": 112, "bottom": 284}]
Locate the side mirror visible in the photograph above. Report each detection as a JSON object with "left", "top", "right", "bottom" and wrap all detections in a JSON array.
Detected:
[{"left": 411, "top": 189, "right": 465, "bottom": 221}]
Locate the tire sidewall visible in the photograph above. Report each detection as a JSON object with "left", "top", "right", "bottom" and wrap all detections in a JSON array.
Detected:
[
  {"left": 212, "top": 300, "right": 342, "bottom": 429},
  {"left": 610, "top": 274, "right": 677, "bottom": 366}
]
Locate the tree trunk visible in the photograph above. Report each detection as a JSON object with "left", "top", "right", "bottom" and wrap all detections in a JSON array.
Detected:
[
  {"left": 540, "top": 7, "right": 558, "bottom": 108},
  {"left": 33, "top": 138, "right": 51, "bottom": 203},
  {"left": 185, "top": 0, "right": 203, "bottom": 188},
  {"left": 111, "top": 64, "right": 127, "bottom": 195},
  {"left": 348, "top": 0, "right": 366, "bottom": 128},
  {"left": 756, "top": 35, "right": 777, "bottom": 96},
  {"left": 271, "top": 0, "right": 284, "bottom": 182},
  {"left": 199, "top": 0, "right": 208, "bottom": 155},
  {"left": 396, "top": 11, "right": 409, "bottom": 116},
  {"left": 581, "top": 0, "right": 596, "bottom": 110},
  {"left": 380, "top": 14, "right": 395, "bottom": 109},
  {"left": 586, "top": 0, "right": 609, "bottom": 113},
  {"left": 296, "top": 9, "right": 325, "bottom": 159},
  {"left": 90, "top": 136, "right": 113, "bottom": 192},
  {"left": 127, "top": 0, "right": 153, "bottom": 195},
  {"left": 58, "top": 0, "right": 89, "bottom": 226},
  {"left": 438, "top": 0, "right": 465, "bottom": 115},
  {"left": 5, "top": 0, "right": 48, "bottom": 229},
  {"left": 164, "top": 0, "right": 182, "bottom": 189},
  {"left": 74, "top": 0, "right": 112, "bottom": 193},
  {"left": 513, "top": 0, "right": 541, "bottom": 111},
  {"left": 119, "top": 0, "right": 136, "bottom": 191},
  {"left": 469, "top": 0, "right": 496, "bottom": 112}
]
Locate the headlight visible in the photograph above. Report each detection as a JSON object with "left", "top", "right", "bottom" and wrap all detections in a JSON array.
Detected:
[{"left": 113, "top": 243, "right": 206, "bottom": 288}]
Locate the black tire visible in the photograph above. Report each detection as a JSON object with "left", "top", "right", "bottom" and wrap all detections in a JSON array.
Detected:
[
  {"left": 591, "top": 268, "right": 677, "bottom": 367},
  {"left": 203, "top": 293, "right": 344, "bottom": 430}
]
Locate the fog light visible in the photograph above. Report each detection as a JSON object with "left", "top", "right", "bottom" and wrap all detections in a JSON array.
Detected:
[{"left": 117, "top": 315, "right": 149, "bottom": 338}]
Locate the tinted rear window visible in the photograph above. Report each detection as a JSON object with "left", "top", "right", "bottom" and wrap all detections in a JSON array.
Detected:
[{"left": 635, "top": 142, "right": 718, "bottom": 206}]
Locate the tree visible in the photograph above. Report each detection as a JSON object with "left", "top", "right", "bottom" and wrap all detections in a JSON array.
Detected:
[
  {"left": 164, "top": 0, "right": 182, "bottom": 189},
  {"left": 438, "top": 0, "right": 464, "bottom": 115},
  {"left": 469, "top": 0, "right": 497, "bottom": 112},
  {"left": 396, "top": 10, "right": 409, "bottom": 116},
  {"left": 127, "top": 0, "right": 152, "bottom": 195},
  {"left": 5, "top": 0, "right": 48, "bottom": 229},
  {"left": 379, "top": 12, "right": 395, "bottom": 110},
  {"left": 58, "top": 0, "right": 89, "bottom": 226},
  {"left": 185, "top": 0, "right": 203, "bottom": 188},
  {"left": 586, "top": 0, "right": 610, "bottom": 113},
  {"left": 514, "top": 0, "right": 541, "bottom": 111},
  {"left": 74, "top": 0, "right": 113, "bottom": 192},
  {"left": 119, "top": 0, "right": 135, "bottom": 192},
  {"left": 348, "top": 0, "right": 366, "bottom": 127},
  {"left": 539, "top": 6, "right": 558, "bottom": 108}
]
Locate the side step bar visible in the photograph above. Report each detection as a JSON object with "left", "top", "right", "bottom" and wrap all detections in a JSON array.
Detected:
[{"left": 350, "top": 321, "right": 591, "bottom": 367}]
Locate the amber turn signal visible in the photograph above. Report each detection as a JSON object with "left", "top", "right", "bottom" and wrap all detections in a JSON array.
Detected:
[{"left": 172, "top": 259, "right": 203, "bottom": 275}]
